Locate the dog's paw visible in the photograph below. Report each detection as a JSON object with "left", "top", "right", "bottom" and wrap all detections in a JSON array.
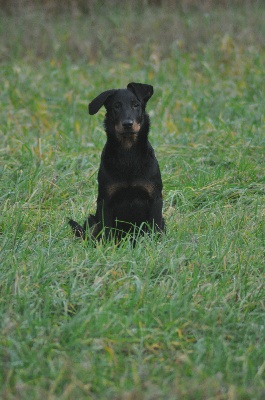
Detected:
[{"left": 69, "top": 219, "right": 84, "bottom": 238}]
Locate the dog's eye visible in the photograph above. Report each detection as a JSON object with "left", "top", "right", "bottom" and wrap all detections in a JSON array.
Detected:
[
  {"left": 132, "top": 102, "right": 140, "bottom": 109},
  {"left": 114, "top": 103, "right": 121, "bottom": 110}
]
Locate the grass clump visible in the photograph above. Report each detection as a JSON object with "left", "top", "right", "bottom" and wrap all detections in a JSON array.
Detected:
[{"left": 1, "top": 3, "right": 265, "bottom": 399}]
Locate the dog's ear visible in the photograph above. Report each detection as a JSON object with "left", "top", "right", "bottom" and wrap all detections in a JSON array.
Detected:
[
  {"left": 127, "top": 82, "right": 154, "bottom": 104},
  {"left": 88, "top": 89, "right": 117, "bottom": 115}
]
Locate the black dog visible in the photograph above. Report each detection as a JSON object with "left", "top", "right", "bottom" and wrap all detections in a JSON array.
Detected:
[{"left": 69, "top": 82, "right": 164, "bottom": 242}]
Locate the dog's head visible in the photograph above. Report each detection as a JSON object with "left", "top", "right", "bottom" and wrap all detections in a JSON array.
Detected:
[{"left": 88, "top": 83, "right": 153, "bottom": 146}]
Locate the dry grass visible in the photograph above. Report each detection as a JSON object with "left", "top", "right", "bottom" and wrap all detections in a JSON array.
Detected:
[{"left": 0, "top": 2, "right": 264, "bottom": 63}]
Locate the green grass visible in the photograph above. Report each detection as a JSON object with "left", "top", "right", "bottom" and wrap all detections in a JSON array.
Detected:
[{"left": 1, "top": 5, "right": 265, "bottom": 399}]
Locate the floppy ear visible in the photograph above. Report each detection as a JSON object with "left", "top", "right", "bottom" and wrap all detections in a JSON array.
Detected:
[
  {"left": 127, "top": 82, "right": 154, "bottom": 104},
  {"left": 88, "top": 89, "right": 117, "bottom": 115}
]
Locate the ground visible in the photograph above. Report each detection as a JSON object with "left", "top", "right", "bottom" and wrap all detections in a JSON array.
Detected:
[{"left": 0, "top": 3, "right": 265, "bottom": 399}]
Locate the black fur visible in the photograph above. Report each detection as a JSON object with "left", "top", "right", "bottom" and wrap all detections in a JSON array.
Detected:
[{"left": 69, "top": 82, "right": 164, "bottom": 242}]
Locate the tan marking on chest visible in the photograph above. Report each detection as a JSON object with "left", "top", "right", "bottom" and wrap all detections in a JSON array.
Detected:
[
  {"left": 132, "top": 180, "right": 154, "bottom": 197},
  {"left": 107, "top": 180, "right": 155, "bottom": 198},
  {"left": 107, "top": 182, "right": 127, "bottom": 197}
]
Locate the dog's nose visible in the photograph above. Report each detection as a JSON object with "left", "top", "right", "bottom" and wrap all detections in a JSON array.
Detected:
[{"left": 122, "top": 119, "right": 133, "bottom": 129}]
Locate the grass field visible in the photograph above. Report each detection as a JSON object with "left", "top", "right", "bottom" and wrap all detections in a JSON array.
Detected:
[{"left": 1, "top": 3, "right": 265, "bottom": 399}]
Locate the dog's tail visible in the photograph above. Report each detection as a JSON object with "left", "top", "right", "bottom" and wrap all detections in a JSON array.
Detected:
[{"left": 69, "top": 219, "right": 85, "bottom": 239}]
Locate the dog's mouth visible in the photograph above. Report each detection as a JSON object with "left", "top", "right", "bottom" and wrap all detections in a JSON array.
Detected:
[
  {"left": 115, "top": 122, "right": 141, "bottom": 136},
  {"left": 121, "top": 129, "right": 137, "bottom": 136},
  {"left": 115, "top": 122, "right": 140, "bottom": 149}
]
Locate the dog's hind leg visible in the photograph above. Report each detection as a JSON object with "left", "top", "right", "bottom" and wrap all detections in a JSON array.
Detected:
[
  {"left": 69, "top": 214, "right": 100, "bottom": 240},
  {"left": 69, "top": 219, "right": 85, "bottom": 239},
  {"left": 83, "top": 215, "right": 102, "bottom": 240}
]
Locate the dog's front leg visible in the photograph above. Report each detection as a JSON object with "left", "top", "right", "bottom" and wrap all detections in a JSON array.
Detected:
[
  {"left": 96, "top": 200, "right": 114, "bottom": 241},
  {"left": 149, "top": 198, "right": 164, "bottom": 232}
]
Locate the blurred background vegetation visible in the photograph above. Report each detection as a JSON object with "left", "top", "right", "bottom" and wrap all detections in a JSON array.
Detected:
[
  {"left": 0, "top": 0, "right": 263, "bottom": 13},
  {"left": 0, "top": 0, "right": 264, "bottom": 63}
]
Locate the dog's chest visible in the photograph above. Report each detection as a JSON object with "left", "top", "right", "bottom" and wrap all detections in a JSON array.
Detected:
[{"left": 101, "top": 144, "right": 157, "bottom": 204}]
